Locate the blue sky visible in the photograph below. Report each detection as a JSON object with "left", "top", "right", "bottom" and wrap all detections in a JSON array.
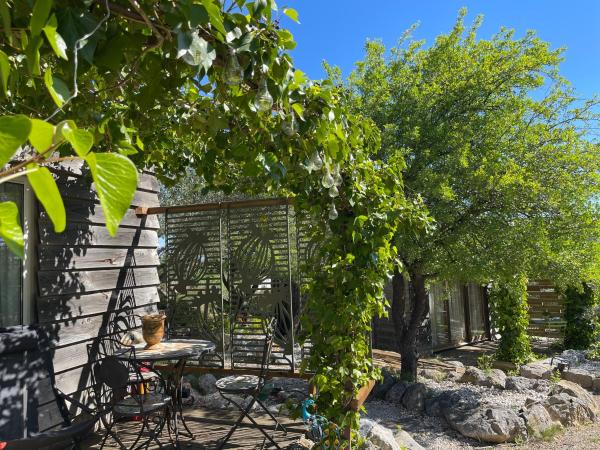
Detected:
[{"left": 281, "top": 1, "right": 599, "bottom": 100}]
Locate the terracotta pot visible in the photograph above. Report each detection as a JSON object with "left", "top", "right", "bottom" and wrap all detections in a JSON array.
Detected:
[{"left": 141, "top": 313, "right": 165, "bottom": 349}]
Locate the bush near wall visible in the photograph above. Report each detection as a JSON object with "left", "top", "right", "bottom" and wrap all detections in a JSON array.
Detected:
[
  {"left": 563, "top": 283, "right": 598, "bottom": 350},
  {"left": 490, "top": 275, "right": 532, "bottom": 365}
]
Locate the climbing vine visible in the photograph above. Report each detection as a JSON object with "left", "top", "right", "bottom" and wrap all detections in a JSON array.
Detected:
[
  {"left": 563, "top": 283, "right": 598, "bottom": 350},
  {"left": 0, "top": 0, "right": 428, "bottom": 441},
  {"left": 489, "top": 275, "right": 533, "bottom": 365}
]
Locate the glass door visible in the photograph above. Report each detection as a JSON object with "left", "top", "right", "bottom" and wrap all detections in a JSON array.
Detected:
[{"left": 0, "top": 182, "right": 24, "bottom": 326}]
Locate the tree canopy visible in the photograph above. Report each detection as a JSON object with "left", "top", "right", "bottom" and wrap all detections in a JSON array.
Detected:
[{"left": 348, "top": 10, "right": 600, "bottom": 375}]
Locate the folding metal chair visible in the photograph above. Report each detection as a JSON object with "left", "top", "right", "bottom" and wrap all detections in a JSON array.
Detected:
[
  {"left": 215, "top": 317, "right": 286, "bottom": 449},
  {"left": 88, "top": 338, "right": 171, "bottom": 450}
]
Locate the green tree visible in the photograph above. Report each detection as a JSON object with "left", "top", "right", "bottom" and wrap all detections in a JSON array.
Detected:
[{"left": 348, "top": 10, "right": 600, "bottom": 378}]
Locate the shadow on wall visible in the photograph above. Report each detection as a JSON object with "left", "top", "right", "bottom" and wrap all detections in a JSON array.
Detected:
[{"left": 34, "top": 168, "right": 153, "bottom": 421}]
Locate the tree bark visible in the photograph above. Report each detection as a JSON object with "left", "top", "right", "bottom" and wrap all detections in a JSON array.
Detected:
[{"left": 391, "top": 266, "right": 429, "bottom": 382}]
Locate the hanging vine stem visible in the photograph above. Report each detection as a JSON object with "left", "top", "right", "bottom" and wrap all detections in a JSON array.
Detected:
[{"left": 46, "top": 0, "right": 111, "bottom": 121}]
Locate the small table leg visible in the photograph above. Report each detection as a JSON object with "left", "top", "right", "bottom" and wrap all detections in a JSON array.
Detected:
[{"left": 167, "top": 357, "right": 195, "bottom": 447}]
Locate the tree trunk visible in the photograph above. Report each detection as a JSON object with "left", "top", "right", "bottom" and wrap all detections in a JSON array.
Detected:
[{"left": 392, "top": 266, "right": 429, "bottom": 382}]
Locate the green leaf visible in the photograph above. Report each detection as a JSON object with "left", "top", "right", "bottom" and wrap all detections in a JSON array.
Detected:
[
  {"left": 26, "top": 164, "right": 65, "bottom": 233},
  {"left": 29, "top": 119, "right": 55, "bottom": 154},
  {"left": 0, "top": 115, "right": 32, "bottom": 168},
  {"left": 0, "top": 1, "right": 12, "bottom": 44},
  {"left": 30, "top": 0, "right": 52, "bottom": 37},
  {"left": 0, "top": 201, "right": 24, "bottom": 258},
  {"left": 201, "top": 0, "right": 227, "bottom": 37},
  {"left": 62, "top": 125, "right": 93, "bottom": 157},
  {"left": 282, "top": 8, "right": 299, "bottom": 23},
  {"left": 43, "top": 14, "right": 68, "bottom": 60},
  {"left": 25, "top": 35, "right": 43, "bottom": 75},
  {"left": 0, "top": 50, "right": 9, "bottom": 96},
  {"left": 85, "top": 152, "right": 138, "bottom": 236},
  {"left": 44, "top": 68, "right": 70, "bottom": 107},
  {"left": 291, "top": 103, "right": 304, "bottom": 120}
]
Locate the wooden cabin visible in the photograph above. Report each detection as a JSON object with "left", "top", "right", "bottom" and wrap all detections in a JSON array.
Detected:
[{"left": 0, "top": 161, "right": 161, "bottom": 430}]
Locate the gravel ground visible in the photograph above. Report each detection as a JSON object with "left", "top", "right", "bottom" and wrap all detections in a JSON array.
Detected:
[
  {"left": 500, "top": 418, "right": 600, "bottom": 449},
  {"left": 362, "top": 378, "right": 537, "bottom": 450}
]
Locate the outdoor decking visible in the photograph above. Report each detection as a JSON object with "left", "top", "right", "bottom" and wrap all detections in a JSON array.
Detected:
[{"left": 83, "top": 408, "right": 305, "bottom": 449}]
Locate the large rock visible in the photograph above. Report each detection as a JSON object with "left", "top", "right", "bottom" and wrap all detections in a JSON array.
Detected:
[
  {"left": 593, "top": 377, "right": 600, "bottom": 393},
  {"left": 520, "top": 362, "right": 553, "bottom": 380},
  {"left": 197, "top": 373, "right": 218, "bottom": 395},
  {"left": 286, "top": 438, "right": 315, "bottom": 449},
  {"left": 359, "top": 419, "right": 400, "bottom": 450},
  {"left": 551, "top": 380, "right": 597, "bottom": 409},
  {"left": 419, "top": 368, "right": 446, "bottom": 382},
  {"left": 424, "top": 389, "right": 479, "bottom": 418},
  {"left": 401, "top": 383, "right": 427, "bottom": 412},
  {"left": 370, "top": 370, "right": 396, "bottom": 400},
  {"left": 563, "top": 368, "right": 594, "bottom": 389},
  {"left": 445, "top": 406, "right": 527, "bottom": 443},
  {"left": 385, "top": 381, "right": 408, "bottom": 405},
  {"left": 482, "top": 369, "right": 507, "bottom": 389},
  {"left": 521, "top": 402, "right": 561, "bottom": 438},
  {"left": 459, "top": 366, "right": 487, "bottom": 385},
  {"left": 395, "top": 429, "right": 425, "bottom": 450},
  {"left": 542, "top": 393, "right": 595, "bottom": 426}
]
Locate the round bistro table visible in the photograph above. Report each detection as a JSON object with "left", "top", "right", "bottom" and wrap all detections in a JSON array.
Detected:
[{"left": 116, "top": 339, "right": 216, "bottom": 447}]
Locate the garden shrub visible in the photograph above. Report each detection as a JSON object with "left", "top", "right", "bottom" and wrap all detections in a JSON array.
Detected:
[
  {"left": 490, "top": 275, "right": 532, "bottom": 364},
  {"left": 563, "top": 283, "right": 598, "bottom": 350}
]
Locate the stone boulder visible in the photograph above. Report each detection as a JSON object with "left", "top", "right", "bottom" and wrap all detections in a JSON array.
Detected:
[
  {"left": 543, "top": 393, "right": 595, "bottom": 426},
  {"left": 563, "top": 368, "right": 594, "bottom": 389},
  {"left": 370, "top": 370, "right": 396, "bottom": 400},
  {"left": 445, "top": 406, "right": 527, "bottom": 443},
  {"left": 551, "top": 380, "right": 597, "bottom": 410},
  {"left": 424, "top": 389, "right": 480, "bottom": 418},
  {"left": 520, "top": 362, "right": 553, "bottom": 380},
  {"left": 402, "top": 383, "right": 427, "bottom": 412},
  {"left": 482, "top": 369, "right": 507, "bottom": 389},
  {"left": 286, "top": 437, "right": 315, "bottom": 449},
  {"left": 459, "top": 366, "right": 487, "bottom": 385},
  {"left": 419, "top": 368, "right": 446, "bottom": 382},
  {"left": 520, "top": 402, "right": 561, "bottom": 438},
  {"left": 197, "top": 373, "right": 218, "bottom": 395},
  {"left": 359, "top": 419, "right": 400, "bottom": 450},
  {"left": 385, "top": 381, "right": 408, "bottom": 405},
  {"left": 395, "top": 429, "right": 425, "bottom": 450},
  {"left": 593, "top": 377, "right": 600, "bottom": 393}
]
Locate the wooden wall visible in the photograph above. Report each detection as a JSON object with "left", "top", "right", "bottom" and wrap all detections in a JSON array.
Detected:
[
  {"left": 372, "top": 281, "right": 490, "bottom": 353},
  {"left": 527, "top": 280, "right": 565, "bottom": 339},
  {"left": 36, "top": 161, "right": 161, "bottom": 428}
]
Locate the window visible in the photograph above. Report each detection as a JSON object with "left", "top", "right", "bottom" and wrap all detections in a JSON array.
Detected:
[{"left": 0, "top": 180, "right": 36, "bottom": 327}]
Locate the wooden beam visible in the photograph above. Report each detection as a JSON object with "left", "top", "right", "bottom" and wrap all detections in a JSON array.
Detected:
[{"left": 135, "top": 197, "right": 294, "bottom": 216}]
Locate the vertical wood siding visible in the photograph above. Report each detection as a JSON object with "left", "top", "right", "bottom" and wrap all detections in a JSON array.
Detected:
[{"left": 35, "top": 163, "right": 161, "bottom": 428}]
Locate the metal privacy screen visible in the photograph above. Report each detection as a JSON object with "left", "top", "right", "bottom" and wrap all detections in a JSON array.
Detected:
[{"left": 163, "top": 198, "right": 314, "bottom": 373}]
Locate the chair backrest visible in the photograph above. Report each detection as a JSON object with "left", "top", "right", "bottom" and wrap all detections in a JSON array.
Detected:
[
  {"left": 0, "top": 326, "right": 69, "bottom": 441},
  {"left": 88, "top": 338, "right": 137, "bottom": 406},
  {"left": 230, "top": 316, "right": 276, "bottom": 378}
]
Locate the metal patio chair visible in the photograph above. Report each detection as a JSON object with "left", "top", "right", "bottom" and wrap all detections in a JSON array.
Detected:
[
  {"left": 0, "top": 325, "right": 99, "bottom": 450},
  {"left": 88, "top": 338, "right": 171, "bottom": 450},
  {"left": 215, "top": 317, "right": 286, "bottom": 449}
]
